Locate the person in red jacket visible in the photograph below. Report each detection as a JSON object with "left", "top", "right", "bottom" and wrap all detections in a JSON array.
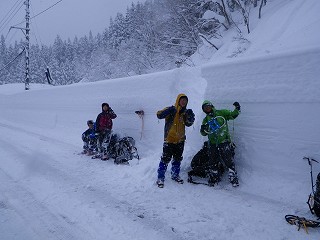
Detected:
[{"left": 95, "top": 103, "right": 117, "bottom": 160}]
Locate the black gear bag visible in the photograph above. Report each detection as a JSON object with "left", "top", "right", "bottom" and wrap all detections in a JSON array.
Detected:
[{"left": 188, "top": 141, "right": 225, "bottom": 184}]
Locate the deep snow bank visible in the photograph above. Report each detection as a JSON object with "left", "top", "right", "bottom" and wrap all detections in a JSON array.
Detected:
[
  {"left": 201, "top": 47, "right": 320, "bottom": 204},
  {"left": 1, "top": 48, "right": 319, "bottom": 206}
]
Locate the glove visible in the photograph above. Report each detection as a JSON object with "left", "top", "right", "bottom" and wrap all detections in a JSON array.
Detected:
[
  {"left": 157, "top": 106, "right": 176, "bottom": 119},
  {"left": 186, "top": 109, "right": 195, "bottom": 122},
  {"left": 233, "top": 102, "right": 241, "bottom": 111},
  {"left": 162, "top": 106, "right": 176, "bottom": 116},
  {"left": 200, "top": 124, "right": 209, "bottom": 133},
  {"left": 179, "top": 107, "right": 186, "bottom": 114}
]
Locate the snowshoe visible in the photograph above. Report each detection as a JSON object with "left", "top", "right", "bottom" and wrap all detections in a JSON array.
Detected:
[
  {"left": 156, "top": 179, "right": 164, "bottom": 188},
  {"left": 188, "top": 170, "right": 219, "bottom": 187},
  {"left": 188, "top": 174, "right": 207, "bottom": 186}
]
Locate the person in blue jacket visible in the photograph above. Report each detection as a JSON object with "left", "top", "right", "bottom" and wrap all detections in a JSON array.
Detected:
[{"left": 81, "top": 120, "right": 97, "bottom": 156}]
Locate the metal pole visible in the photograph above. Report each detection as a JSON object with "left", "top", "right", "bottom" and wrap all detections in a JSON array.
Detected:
[{"left": 25, "top": 0, "right": 30, "bottom": 90}]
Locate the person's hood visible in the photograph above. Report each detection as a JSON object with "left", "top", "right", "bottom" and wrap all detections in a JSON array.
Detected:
[
  {"left": 101, "top": 102, "right": 109, "bottom": 111},
  {"left": 202, "top": 100, "right": 215, "bottom": 113},
  {"left": 174, "top": 93, "right": 188, "bottom": 110}
]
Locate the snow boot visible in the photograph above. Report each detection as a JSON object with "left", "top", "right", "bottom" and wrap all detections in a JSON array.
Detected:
[
  {"left": 101, "top": 153, "right": 109, "bottom": 161},
  {"left": 81, "top": 149, "right": 88, "bottom": 155},
  {"left": 228, "top": 168, "right": 239, "bottom": 187},
  {"left": 92, "top": 153, "right": 101, "bottom": 159},
  {"left": 207, "top": 170, "right": 221, "bottom": 187},
  {"left": 156, "top": 179, "right": 164, "bottom": 188},
  {"left": 171, "top": 176, "right": 184, "bottom": 184},
  {"left": 86, "top": 150, "right": 94, "bottom": 156}
]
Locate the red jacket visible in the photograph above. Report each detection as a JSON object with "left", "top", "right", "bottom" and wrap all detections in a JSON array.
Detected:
[{"left": 95, "top": 109, "right": 117, "bottom": 132}]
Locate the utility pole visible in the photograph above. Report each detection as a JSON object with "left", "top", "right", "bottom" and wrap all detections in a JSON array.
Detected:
[
  {"left": 10, "top": 0, "right": 31, "bottom": 90},
  {"left": 25, "top": 0, "right": 30, "bottom": 90}
]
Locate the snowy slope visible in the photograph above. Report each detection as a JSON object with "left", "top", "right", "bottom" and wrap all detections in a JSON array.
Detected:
[{"left": 1, "top": 0, "right": 320, "bottom": 239}]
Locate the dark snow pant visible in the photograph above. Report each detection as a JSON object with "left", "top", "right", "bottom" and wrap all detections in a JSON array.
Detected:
[
  {"left": 83, "top": 137, "right": 97, "bottom": 152},
  {"left": 208, "top": 142, "right": 236, "bottom": 176},
  {"left": 97, "top": 129, "right": 111, "bottom": 154},
  {"left": 157, "top": 142, "right": 185, "bottom": 181}
]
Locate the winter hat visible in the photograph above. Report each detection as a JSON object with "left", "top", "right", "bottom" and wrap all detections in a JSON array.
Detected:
[
  {"left": 87, "top": 120, "right": 94, "bottom": 125},
  {"left": 202, "top": 100, "right": 214, "bottom": 112}
]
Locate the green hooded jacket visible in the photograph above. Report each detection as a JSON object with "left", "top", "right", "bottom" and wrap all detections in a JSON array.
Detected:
[{"left": 200, "top": 100, "right": 240, "bottom": 145}]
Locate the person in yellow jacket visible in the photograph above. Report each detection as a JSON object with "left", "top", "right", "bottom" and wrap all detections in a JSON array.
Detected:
[{"left": 156, "top": 94, "right": 195, "bottom": 188}]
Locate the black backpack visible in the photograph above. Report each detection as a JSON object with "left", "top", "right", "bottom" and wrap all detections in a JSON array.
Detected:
[
  {"left": 188, "top": 141, "right": 225, "bottom": 179},
  {"left": 108, "top": 135, "right": 139, "bottom": 164}
]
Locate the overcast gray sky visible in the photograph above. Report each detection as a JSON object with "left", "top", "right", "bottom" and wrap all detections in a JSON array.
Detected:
[{"left": 0, "top": 0, "right": 140, "bottom": 45}]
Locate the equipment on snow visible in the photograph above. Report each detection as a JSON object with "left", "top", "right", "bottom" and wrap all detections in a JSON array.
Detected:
[
  {"left": 187, "top": 141, "right": 225, "bottom": 187},
  {"left": 284, "top": 157, "right": 320, "bottom": 234},
  {"left": 92, "top": 131, "right": 139, "bottom": 165},
  {"left": 111, "top": 136, "right": 140, "bottom": 164},
  {"left": 285, "top": 214, "right": 320, "bottom": 234},
  {"left": 304, "top": 157, "right": 320, "bottom": 217}
]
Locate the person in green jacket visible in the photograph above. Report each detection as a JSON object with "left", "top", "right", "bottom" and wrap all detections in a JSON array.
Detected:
[{"left": 200, "top": 100, "right": 241, "bottom": 187}]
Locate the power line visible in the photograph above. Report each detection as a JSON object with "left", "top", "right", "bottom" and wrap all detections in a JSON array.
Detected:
[
  {"left": 0, "top": 0, "right": 25, "bottom": 34},
  {"left": 0, "top": 48, "right": 25, "bottom": 73},
  {"left": 12, "top": 0, "right": 63, "bottom": 27},
  {"left": 0, "top": 0, "right": 23, "bottom": 27}
]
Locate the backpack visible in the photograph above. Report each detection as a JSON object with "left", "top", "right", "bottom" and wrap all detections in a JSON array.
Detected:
[
  {"left": 107, "top": 135, "right": 139, "bottom": 164},
  {"left": 188, "top": 141, "right": 225, "bottom": 179}
]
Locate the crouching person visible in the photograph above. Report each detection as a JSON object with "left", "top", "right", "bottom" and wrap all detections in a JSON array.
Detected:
[
  {"left": 156, "top": 94, "right": 195, "bottom": 188},
  {"left": 82, "top": 120, "right": 97, "bottom": 156},
  {"left": 200, "top": 100, "right": 241, "bottom": 187}
]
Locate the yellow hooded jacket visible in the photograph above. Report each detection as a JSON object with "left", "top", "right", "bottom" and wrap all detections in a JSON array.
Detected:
[{"left": 157, "top": 94, "right": 193, "bottom": 143}]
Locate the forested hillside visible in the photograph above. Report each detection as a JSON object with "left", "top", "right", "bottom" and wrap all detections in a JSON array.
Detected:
[{"left": 0, "top": 0, "right": 268, "bottom": 85}]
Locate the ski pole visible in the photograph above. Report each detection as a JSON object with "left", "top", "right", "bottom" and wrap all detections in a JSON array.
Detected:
[{"left": 303, "top": 157, "right": 319, "bottom": 194}]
